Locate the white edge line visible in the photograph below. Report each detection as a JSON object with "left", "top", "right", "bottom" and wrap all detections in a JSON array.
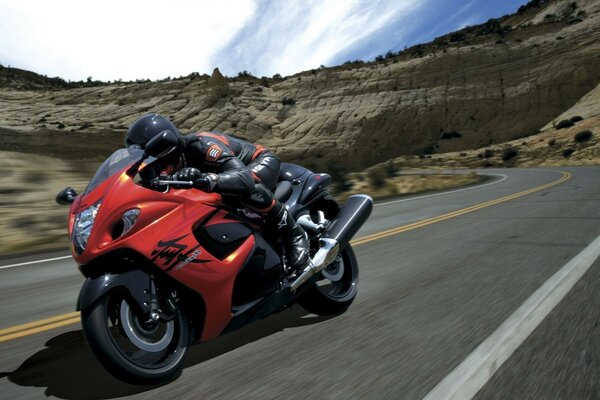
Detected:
[
  {"left": 0, "top": 255, "right": 72, "bottom": 270},
  {"left": 423, "top": 233, "right": 600, "bottom": 400},
  {"left": 374, "top": 173, "right": 508, "bottom": 207}
]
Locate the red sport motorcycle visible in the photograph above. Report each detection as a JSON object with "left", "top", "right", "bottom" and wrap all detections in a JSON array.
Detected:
[{"left": 56, "top": 131, "right": 372, "bottom": 384}]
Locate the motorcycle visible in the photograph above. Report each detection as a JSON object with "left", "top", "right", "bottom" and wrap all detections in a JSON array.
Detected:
[{"left": 56, "top": 131, "right": 372, "bottom": 384}]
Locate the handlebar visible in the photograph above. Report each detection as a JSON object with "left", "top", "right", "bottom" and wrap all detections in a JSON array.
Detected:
[
  {"left": 156, "top": 180, "right": 194, "bottom": 186},
  {"left": 142, "top": 174, "right": 208, "bottom": 190},
  {"left": 141, "top": 176, "right": 195, "bottom": 190}
]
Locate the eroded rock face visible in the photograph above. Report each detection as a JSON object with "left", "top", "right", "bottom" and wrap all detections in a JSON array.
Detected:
[{"left": 1, "top": 0, "right": 600, "bottom": 169}]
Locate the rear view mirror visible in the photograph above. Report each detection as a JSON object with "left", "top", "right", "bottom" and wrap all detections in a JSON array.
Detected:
[
  {"left": 56, "top": 187, "right": 78, "bottom": 205},
  {"left": 145, "top": 130, "right": 179, "bottom": 159}
]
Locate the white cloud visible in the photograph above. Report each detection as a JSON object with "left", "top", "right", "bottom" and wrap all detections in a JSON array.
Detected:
[
  {"left": 0, "top": 0, "right": 431, "bottom": 80},
  {"left": 213, "top": 0, "right": 426, "bottom": 77},
  {"left": 0, "top": 0, "right": 256, "bottom": 81}
]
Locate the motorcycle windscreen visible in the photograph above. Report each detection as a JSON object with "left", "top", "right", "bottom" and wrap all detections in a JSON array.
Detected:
[{"left": 83, "top": 147, "right": 144, "bottom": 195}]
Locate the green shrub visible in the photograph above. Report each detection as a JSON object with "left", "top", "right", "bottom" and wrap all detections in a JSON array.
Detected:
[
  {"left": 548, "top": 139, "right": 556, "bottom": 146},
  {"left": 484, "top": 149, "right": 495, "bottom": 158},
  {"left": 562, "top": 148, "right": 574, "bottom": 157},
  {"left": 367, "top": 168, "right": 386, "bottom": 189},
  {"left": 386, "top": 160, "right": 399, "bottom": 178},
  {"left": 440, "top": 131, "right": 462, "bottom": 140},
  {"left": 327, "top": 163, "right": 352, "bottom": 193},
  {"left": 502, "top": 147, "right": 518, "bottom": 161},
  {"left": 570, "top": 115, "right": 584, "bottom": 122},
  {"left": 556, "top": 119, "right": 574, "bottom": 129},
  {"left": 423, "top": 143, "right": 437, "bottom": 155},
  {"left": 574, "top": 130, "right": 592, "bottom": 143},
  {"left": 449, "top": 32, "right": 467, "bottom": 42},
  {"left": 411, "top": 45, "right": 425, "bottom": 58},
  {"left": 281, "top": 97, "right": 296, "bottom": 106},
  {"left": 237, "top": 70, "right": 254, "bottom": 78},
  {"left": 517, "top": 0, "right": 549, "bottom": 14},
  {"left": 343, "top": 60, "right": 364, "bottom": 66}
]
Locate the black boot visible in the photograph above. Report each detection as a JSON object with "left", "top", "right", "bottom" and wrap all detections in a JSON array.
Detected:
[{"left": 267, "top": 202, "right": 309, "bottom": 273}]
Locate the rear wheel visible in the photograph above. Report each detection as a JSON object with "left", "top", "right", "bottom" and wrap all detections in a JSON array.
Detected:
[
  {"left": 81, "top": 289, "right": 189, "bottom": 384},
  {"left": 297, "top": 245, "right": 359, "bottom": 315}
]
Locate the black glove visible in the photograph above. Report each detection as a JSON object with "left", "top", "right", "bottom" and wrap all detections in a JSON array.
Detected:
[
  {"left": 194, "top": 173, "right": 218, "bottom": 192},
  {"left": 173, "top": 167, "right": 202, "bottom": 183}
]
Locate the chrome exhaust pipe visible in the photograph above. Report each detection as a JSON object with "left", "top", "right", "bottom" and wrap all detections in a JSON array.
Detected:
[{"left": 290, "top": 195, "right": 373, "bottom": 291}]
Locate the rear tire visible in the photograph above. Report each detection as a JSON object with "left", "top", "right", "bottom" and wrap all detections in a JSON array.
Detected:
[
  {"left": 81, "top": 289, "right": 189, "bottom": 384},
  {"left": 297, "top": 245, "right": 359, "bottom": 316}
]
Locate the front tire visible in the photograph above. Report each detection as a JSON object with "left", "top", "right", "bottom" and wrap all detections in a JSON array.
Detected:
[
  {"left": 81, "top": 289, "right": 189, "bottom": 384},
  {"left": 297, "top": 245, "right": 359, "bottom": 315}
]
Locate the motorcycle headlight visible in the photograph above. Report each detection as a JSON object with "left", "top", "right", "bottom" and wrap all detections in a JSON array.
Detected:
[{"left": 72, "top": 201, "right": 101, "bottom": 254}]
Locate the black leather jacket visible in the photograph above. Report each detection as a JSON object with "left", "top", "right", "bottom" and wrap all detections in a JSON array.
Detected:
[{"left": 179, "top": 132, "right": 266, "bottom": 195}]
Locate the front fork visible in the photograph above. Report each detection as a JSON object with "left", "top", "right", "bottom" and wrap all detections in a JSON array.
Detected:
[
  {"left": 78, "top": 270, "right": 178, "bottom": 322},
  {"left": 148, "top": 274, "right": 178, "bottom": 322}
]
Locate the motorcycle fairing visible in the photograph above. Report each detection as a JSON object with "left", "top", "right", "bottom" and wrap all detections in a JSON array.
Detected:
[
  {"left": 71, "top": 157, "right": 332, "bottom": 343},
  {"left": 71, "top": 166, "right": 286, "bottom": 341}
]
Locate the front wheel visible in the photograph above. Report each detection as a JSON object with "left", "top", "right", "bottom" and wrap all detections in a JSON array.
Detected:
[
  {"left": 297, "top": 245, "right": 359, "bottom": 315},
  {"left": 81, "top": 289, "right": 189, "bottom": 384}
]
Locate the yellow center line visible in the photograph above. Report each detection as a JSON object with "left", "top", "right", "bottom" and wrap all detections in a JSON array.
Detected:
[
  {"left": 0, "top": 171, "right": 571, "bottom": 344},
  {"left": 0, "top": 312, "right": 80, "bottom": 343},
  {"left": 351, "top": 171, "right": 571, "bottom": 246}
]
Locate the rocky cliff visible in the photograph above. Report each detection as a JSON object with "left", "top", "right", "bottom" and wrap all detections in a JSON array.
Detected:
[{"left": 1, "top": 0, "right": 600, "bottom": 169}]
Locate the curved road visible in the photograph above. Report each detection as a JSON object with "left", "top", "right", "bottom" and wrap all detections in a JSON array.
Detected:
[{"left": 1, "top": 167, "right": 599, "bottom": 399}]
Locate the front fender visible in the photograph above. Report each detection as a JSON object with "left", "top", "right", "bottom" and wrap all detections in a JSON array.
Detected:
[{"left": 77, "top": 269, "right": 151, "bottom": 312}]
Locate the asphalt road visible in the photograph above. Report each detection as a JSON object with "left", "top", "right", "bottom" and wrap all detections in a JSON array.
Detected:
[{"left": 1, "top": 167, "right": 599, "bottom": 400}]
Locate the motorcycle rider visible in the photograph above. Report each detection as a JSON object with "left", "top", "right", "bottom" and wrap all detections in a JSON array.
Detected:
[{"left": 125, "top": 113, "right": 309, "bottom": 274}]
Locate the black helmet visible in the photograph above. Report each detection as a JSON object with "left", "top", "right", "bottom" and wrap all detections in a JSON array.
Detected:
[{"left": 125, "top": 114, "right": 179, "bottom": 149}]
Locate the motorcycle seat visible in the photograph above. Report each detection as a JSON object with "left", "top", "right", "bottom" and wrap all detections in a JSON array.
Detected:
[{"left": 274, "top": 180, "right": 292, "bottom": 203}]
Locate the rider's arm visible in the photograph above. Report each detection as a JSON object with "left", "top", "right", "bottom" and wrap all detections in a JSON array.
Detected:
[{"left": 189, "top": 140, "right": 254, "bottom": 195}]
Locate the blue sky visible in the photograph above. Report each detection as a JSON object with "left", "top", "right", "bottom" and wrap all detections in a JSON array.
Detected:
[{"left": 0, "top": 0, "right": 527, "bottom": 82}]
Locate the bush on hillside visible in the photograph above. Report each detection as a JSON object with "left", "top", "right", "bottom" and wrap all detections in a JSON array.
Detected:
[
  {"left": 574, "top": 130, "right": 593, "bottom": 143},
  {"left": 237, "top": 71, "right": 255, "bottom": 78},
  {"left": 556, "top": 119, "right": 574, "bottom": 129},
  {"left": 386, "top": 160, "right": 399, "bottom": 178},
  {"left": 327, "top": 163, "right": 353, "bottom": 193},
  {"left": 440, "top": 131, "right": 462, "bottom": 140},
  {"left": 518, "top": 0, "right": 549, "bottom": 13},
  {"left": 484, "top": 149, "right": 495, "bottom": 158},
  {"left": 367, "top": 168, "right": 386, "bottom": 189},
  {"left": 449, "top": 32, "right": 467, "bottom": 43},
  {"left": 562, "top": 148, "right": 574, "bottom": 157},
  {"left": 502, "top": 147, "right": 518, "bottom": 161},
  {"left": 423, "top": 143, "right": 438, "bottom": 155}
]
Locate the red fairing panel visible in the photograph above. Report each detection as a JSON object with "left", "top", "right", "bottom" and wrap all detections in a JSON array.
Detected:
[{"left": 72, "top": 167, "right": 252, "bottom": 340}]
